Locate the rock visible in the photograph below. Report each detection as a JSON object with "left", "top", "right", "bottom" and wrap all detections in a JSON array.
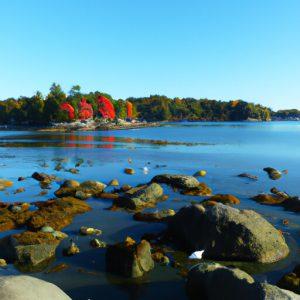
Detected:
[
  {"left": 282, "top": 197, "right": 300, "bottom": 213},
  {"left": 79, "top": 226, "right": 102, "bottom": 236},
  {"left": 115, "top": 183, "right": 164, "bottom": 210},
  {"left": 0, "top": 231, "right": 65, "bottom": 270},
  {"left": 187, "top": 262, "right": 299, "bottom": 300},
  {"left": 27, "top": 197, "right": 91, "bottom": 231},
  {"left": 106, "top": 238, "right": 154, "bottom": 278},
  {"left": 0, "top": 205, "right": 33, "bottom": 232},
  {"left": 152, "top": 251, "right": 170, "bottom": 265},
  {"left": 181, "top": 182, "right": 212, "bottom": 196},
  {"left": 14, "top": 188, "right": 25, "bottom": 194},
  {"left": 67, "top": 168, "right": 79, "bottom": 174},
  {"left": 90, "top": 238, "right": 107, "bottom": 248},
  {"left": 75, "top": 158, "right": 84, "bottom": 168},
  {"left": 61, "top": 180, "right": 80, "bottom": 189},
  {"left": 253, "top": 194, "right": 285, "bottom": 205},
  {"left": 96, "top": 192, "right": 119, "bottom": 200},
  {"left": 0, "top": 179, "right": 13, "bottom": 191},
  {"left": 238, "top": 173, "right": 258, "bottom": 180},
  {"left": 271, "top": 187, "right": 290, "bottom": 199},
  {"left": 80, "top": 180, "right": 106, "bottom": 193},
  {"left": 124, "top": 168, "right": 135, "bottom": 175},
  {"left": 133, "top": 209, "right": 175, "bottom": 222},
  {"left": 9, "top": 205, "right": 22, "bottom": 213},
  {"left": 152, "top": 174, "right": 200, "bottom": 189},
  {"left": 0, "top": 259, "right": 7, "bottom": 267},
  {"left": 194, "top": 170, "right": 207, "bottom": 177},
  {"left": 40, "top": 226, "right": 55, "bottom": 233},
  {"left": 109, "top": 179, "right": 119, "bottom": 186},
  {"left": 54, "top": 163, "right": 63, "bottom": 171},
  {"left": 18, "top": 177, "right": 26, "bottom": 181},
  {"left": 120, "top": 184, "right": 132, "bottom": 192},
  {"left": 63, "top": 241, "right": 80, "bottom": 256},
  {"left": 277, "top": 264, "right": 300, "bottom": 294},
  {"left": 55, "top": 180, "right": 106, "bottom": 200},
  {"left": 263, "top": 167, "right": 282, "bottom": 180},
  {"left": 74, "top": 190, "right": 90, "bottom": 200},
  {"left": 202, "top": 194, "right": 240, "bottom": 205},
  {"left": 45, "top": 263, "right": 69, "bottom": 274},
  {"left": 31, "top": 172, "right": 56, "bottom": 183},
  {"left": 167, "top": 203, "right": 289, "bottom": 263},
  {"left": 0, "top": 275, "right": 71, "bottom": 299}
]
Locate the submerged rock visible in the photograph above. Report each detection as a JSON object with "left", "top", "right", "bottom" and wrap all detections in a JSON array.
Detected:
[
  {"left": 28, "top": 197, "right": 91, "bottom": 231},
  {"left": 187, "top": 262, "right": 299, "bottom": 300},
  {"left": 253, "top": 188, "right": 300, "bottom": 213},
  {"left": 133, "top": 209, "right": 175, "bottom": 222},
  {"left": 253, "top": 194, "right": 285, "bottom": 205},
  {"left": 0, "top": 275, "right": 71, "bottom": 300},
  {"left": 106, "top": 238, "right": 154, "bottom": 278},
  {"left": 277, "top": 264, "right": 300, "bottom": 294},
  {"left": 114, "top": 183, "right": 164, "bottom": 210},
  {"left": 0, "top": 179, "right": 13, "bottom": 191},
  {"left": 181, "top": 182, "right": 212, "bottom": 196},
  {"left": 167, "top": 203, "right": 289, "bottom": 263},
  {"left": 202, "top": 194, "right": 240, "bottom": 205},
  {"left": 152, "top": 174, "right": 200, "bottom": 189},
  {"left": 238, "top": 173, "right": 258, "bottom": 180},
  {"left": 263, "top": 167, "right": 282, "bottom": 180},
  {"left": 0, "top": 204, "right": 33, "bottom": 232}
]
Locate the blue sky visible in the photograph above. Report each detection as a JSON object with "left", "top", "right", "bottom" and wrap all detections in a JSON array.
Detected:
[{"left": 0, "top": 0, "right": 299, "bottom": 110}]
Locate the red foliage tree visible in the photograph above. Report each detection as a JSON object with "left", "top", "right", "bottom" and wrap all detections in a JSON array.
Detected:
[
  {"left": 126, "top": 101, "right": 133, "bottom": 119},
  {"left": 60, "top": 102, "right": 75, "bottom": 120},
  {"left": 98, "top": 96, "right": 115, "bottom": 119},
  {"left": 79, "top": 98, "right": 93, "bottom": 120}
]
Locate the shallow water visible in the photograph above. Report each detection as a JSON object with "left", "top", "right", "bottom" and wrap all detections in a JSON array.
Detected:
[{"left": 0, "top": 121, "right": 299, "bottom": 299}]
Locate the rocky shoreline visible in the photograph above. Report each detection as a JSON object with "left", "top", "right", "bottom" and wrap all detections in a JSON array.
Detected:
[{"left": 0, "top": 167, "right": 299, "bottom": 299}]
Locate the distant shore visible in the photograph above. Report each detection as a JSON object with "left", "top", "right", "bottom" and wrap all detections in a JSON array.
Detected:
[{"left": 0, "top": 118, "right": 299, "bottom": 132}]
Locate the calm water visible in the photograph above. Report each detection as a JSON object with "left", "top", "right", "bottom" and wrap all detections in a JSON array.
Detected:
[{"left": 0, "top": 121, "right": 299, "bottom": 300}]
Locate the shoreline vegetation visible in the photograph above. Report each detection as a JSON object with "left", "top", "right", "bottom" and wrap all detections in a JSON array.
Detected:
[{"left": 0, "top": 83, "right": 300, "bottom": 132}]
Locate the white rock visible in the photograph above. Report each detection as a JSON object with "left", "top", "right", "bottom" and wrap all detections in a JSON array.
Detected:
[
  {"left": 189, "top": 250, "right": 204, "bottom": 259},
  {"left": 0, "top": 275, "right": 71, "bottom": 300}
]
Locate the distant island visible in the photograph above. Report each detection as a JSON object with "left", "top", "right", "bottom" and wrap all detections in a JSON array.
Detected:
[{"left": 0, "top": 83, "right": 299, "bottom": 128}]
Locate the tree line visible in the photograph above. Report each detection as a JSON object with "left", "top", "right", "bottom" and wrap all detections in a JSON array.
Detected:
[{"left": 0, "top": 83, "right": 298, "bottom": 125}]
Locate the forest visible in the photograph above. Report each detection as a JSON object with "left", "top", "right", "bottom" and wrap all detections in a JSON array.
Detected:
[{"left": 0, "top": 83, "right": 298, "bottom": 125}]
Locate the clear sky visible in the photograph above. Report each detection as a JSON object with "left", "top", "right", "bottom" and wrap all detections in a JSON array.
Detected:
[{"left": 0, "top": 0, "right": 299, "bottom": 110}]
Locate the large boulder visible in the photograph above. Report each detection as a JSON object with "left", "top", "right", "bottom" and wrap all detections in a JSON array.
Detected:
[
  {"left": 187, "top": 262, "right": 299, "bottom": 300},
  {"left": 115, "top": 183, "right": 164, "bottom": 210},
  {"left": 167, "top": 203, "right": 289, "bottom": 263},
  {"left": 0, "top": 275, "right": 71, "bottom": 300},
  {"left": 0, "top": 231, "right": 65, "bottom": 271},
  {"left": 106, "top": 238, "right": 154, "bottom": 278},
  {"left": 151, "top": 174, "right": 200, "bottom": 189}
]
